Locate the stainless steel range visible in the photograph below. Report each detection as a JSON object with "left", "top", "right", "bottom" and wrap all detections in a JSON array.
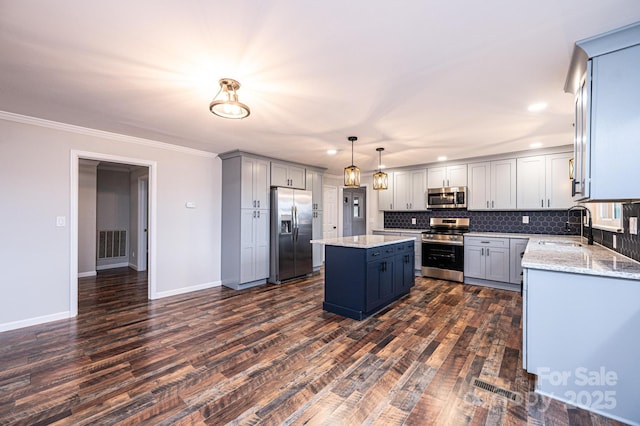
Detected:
[{"left": 421, "top": 218, "right": 469, "bottom": 282}]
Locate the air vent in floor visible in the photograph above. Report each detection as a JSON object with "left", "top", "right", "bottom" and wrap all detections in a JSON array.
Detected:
[{"left": 471, "top": 377, "right": 523, "bottom": 404}]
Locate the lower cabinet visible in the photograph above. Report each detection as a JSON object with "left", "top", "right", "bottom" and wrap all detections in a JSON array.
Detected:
[
  {"left": 464, "top": 236, "right": 518, "bottom": 290},
  {"left": 372, "top": 230, "right": 421, "bottom": 274},
  {"left": 324, "top": 241, "right": 415, "bottom": 320}
]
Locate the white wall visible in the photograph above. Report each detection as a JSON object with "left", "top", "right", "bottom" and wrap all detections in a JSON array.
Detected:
[
  {"left": 0, "top": 114, "right": 222, "bottom": 331},
  {"left": 78, "top": 160, "right": 97, "bottom": 276}
]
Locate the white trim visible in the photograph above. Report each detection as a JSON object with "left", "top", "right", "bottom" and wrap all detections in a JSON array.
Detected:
[
  {"left": 71, "top": 150, "right": 159, "bottom": 313},
  {"left": 137, "top": 176, "right": 148, "bottom": 272},
  {"left": 128, "top": 262, "right": 140, "bottom": 271},
  {"left": 78, "top": 271, "right": 97, "bottom": 278},
  {"left": 592, "top": 224, "right": 623, "bottom": 233},
  {"left": 0, "top": 311, "right": 71, "bottom": 333},
  {"left": 0, "top": 110, "right": 217, "bottom": 159},
  {"left": 96, "top": 262, "right": 130, "bottom": 271},
  {"left": 154, "top": 281, "right": 222, "bottom": 299}
]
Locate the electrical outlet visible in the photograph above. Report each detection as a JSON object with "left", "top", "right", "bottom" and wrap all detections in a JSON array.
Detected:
[
  {"left": 630, "top": 217, "right": 638, "bottom": 235},
  {"left": 522, "top": 216, "right": 529, "bottom": 224},
  {"left": 411, "top": 217, "right": 417, "bottom": 225},
  {"left": 613, "top": 235, "right": 617, "bottom": 249}
]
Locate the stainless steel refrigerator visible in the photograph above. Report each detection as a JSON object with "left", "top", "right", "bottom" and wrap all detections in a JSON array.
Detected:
[{"left": 269, "top": 187, "right": 313, "bottom": 284}]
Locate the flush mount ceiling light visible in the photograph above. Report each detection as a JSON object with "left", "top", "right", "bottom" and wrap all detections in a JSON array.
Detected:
[
  {"left": 209, "top": 78, "right": 250, "bottom": 119},
  {"left": 373, "top": 148, "right": 389, "bottom": 190},
  {"left": 344, "top": 136, "right": 360, "bottom": 187}
]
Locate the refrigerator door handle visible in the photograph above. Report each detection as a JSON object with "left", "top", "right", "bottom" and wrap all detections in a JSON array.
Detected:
[{"left": 294, "top": 205, "right": 299, "bottom": 241}]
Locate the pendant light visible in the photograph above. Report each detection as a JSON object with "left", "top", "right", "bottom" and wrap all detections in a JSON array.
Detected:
[
  {"left": 344, "top": 136, "right": 360, "bottom": 187},
  {"left": 209, "top": 78, "right": 250, "bottom": 119},
  {"left": 373, "top": 148, "right": 389, "bottom": 190}
]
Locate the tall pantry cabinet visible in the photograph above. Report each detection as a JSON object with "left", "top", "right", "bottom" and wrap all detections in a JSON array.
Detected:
[{"left": 221, "top": 152, "right": 271, "bottom": 290}]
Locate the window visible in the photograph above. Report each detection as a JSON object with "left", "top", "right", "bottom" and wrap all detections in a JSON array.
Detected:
[{"left": 589, "top": 202, "right": 622, "bottom": 232}]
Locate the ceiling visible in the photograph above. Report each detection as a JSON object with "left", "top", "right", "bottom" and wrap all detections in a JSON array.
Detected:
[{"left": 1, "top": 1, "right": 639, "bottom": 174}]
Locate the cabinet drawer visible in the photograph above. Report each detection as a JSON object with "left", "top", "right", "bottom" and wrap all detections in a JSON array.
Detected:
[
  {"left": 464, "top": 236, "right": 509, "bottom": 248},
  {"left": 366, "top": 246, "right": 396, "bottom": 262}
]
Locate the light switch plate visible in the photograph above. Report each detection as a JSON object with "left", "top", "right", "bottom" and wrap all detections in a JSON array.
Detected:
[
  {"left": 411, "top": 218, "right": 416, "bottom": 225},
  {"left": 613, "top": 235, "right": 617, "bottom": 249},
  {"left": 185, "top": 202, "right": 197, "bottom": 209},
  {"left": 630, "top": 217, "right": 638, "bottom": 235},
  {"left": 522, "top": 216, "right": 529, "bottom": 224},
  {"left": 56, "top": 216, "right": 66, "bottom": 227}
]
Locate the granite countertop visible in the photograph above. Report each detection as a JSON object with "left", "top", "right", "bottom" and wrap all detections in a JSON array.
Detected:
[
  {"left": 517, "top": 236, "right": 640, "bottom": 280},
  {"left": 371, "top": 228, "right": 426, "bottom": 234},
  {"left": 311, "top": 234, "right": 416, "bottom": 249}
]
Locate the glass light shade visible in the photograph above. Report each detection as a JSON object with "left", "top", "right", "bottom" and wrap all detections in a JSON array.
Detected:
[
  {"left": 569, "top": 158, "right": 574, "bottom": 180},
  {"left": 373, "top": 171, "right": 388, "bottom": 190},
  {"left": 209, "top": 78, "right": 250, "bottom": 119},
  {"left": 344, "top": 165, "right": 361, "bottom": 187}
]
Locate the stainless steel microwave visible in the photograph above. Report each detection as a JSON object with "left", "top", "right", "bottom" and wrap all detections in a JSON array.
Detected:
[{"left": 426, "top": 186, "right": 467, "bottom": 209}]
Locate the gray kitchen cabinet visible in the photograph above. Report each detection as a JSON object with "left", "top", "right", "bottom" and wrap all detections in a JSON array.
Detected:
[
  {"left": 394, "top": 169, "right": 426, "bottom": 210},
  {"left": 464, "top": 236, "right": 511, "bottom": 285},
  {"left": 271, "top": 162, "right": 306, "bottom": 189},
  {"left": 567, "top": 24, "right": 640, "bottom": 201},
  {"left": 221, "top": 153, "right": 271, "bottom": 289},
  {"left": 307, "top": 169, "right": 324, "bottom": 269},
  {"left": 427, "top": 164, "right": 467, "bottom": 188},
  {"left": 509, "top": 238, "right": 528, "bottom": 285},
  {"left": 377, "top": 171, "right": 394, "bottom": 210},
  {"left": 467, "top": 159, "right": 517, "bottom": 210},
  {"left": 516, "top": 153, "right": 573, "bottom": 210}
]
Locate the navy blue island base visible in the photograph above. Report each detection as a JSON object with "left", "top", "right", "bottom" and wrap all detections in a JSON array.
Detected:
[{"left": 323, "top": 241, "right": 415, "bottom": 320}]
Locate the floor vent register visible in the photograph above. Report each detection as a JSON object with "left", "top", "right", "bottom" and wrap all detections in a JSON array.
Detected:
[{"left": 471, "top": 377, "right": 523, "bottom": 405}]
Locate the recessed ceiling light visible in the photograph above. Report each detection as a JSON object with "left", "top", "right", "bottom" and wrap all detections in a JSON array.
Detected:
[
  {"left": 327, "top": 149, "right": 337, "bottom": 155},
  {"left": 437, "top": 156, "right": 447, "bottom": 161},
  {"left": 530, "top": 142, "right": 543, "bottom": 148},
  {"left": 527, "top": 102, "right": 547, "bottom": 112}
]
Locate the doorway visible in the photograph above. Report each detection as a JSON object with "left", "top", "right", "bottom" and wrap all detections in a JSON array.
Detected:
[
  {"left": 343, "top": 187, "right": 366, "bottom": 237},
  {"left": 71, "top": 150, "right": 157, "bottom": 317}
]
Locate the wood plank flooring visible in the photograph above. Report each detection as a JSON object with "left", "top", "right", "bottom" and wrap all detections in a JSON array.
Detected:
[{"left": 0, "top": 268, "right": 627, "bottom": 425}]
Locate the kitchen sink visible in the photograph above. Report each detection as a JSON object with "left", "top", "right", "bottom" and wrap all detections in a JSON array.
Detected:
[{"left": 537, "top": 240, "right": 582, "bottom": 247}]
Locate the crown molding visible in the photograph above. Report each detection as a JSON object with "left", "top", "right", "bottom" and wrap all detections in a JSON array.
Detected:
[{"left": 0, "top": 110, "right": 217, "bottom": 159}]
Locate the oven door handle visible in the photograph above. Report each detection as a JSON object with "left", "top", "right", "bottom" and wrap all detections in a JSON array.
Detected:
[{"left": 422, "top": 240, "right": 464, "bottom": 246}]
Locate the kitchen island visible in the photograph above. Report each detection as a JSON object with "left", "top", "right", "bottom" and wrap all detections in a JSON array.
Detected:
[{"left": 311, "top": 235, "right": 416, "bottom": 320}]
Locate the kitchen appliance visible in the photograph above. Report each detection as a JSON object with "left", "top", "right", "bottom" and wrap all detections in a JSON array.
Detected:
[
  {"left": 421, "top": 217, "right": 469, "bottom": 282},
  {"left": 269, "top": 187, "right": 313, "bottom": 284},
  {"left": 426, "top": 186, "right": 467, "bottom": 209}
]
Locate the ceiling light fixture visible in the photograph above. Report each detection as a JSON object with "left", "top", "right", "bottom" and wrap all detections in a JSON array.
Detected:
[
  {"left": 527, "top": 102, "right": 547, "bottom": 112},
  {"left": 373, "top": 148, "right": 389, "bottom": 190},
  {"left": 344, "top": 136, "right": 360, "bottom": 188},
  {"left": 209, "top": 78, "right": 250, "bottom": 119}
]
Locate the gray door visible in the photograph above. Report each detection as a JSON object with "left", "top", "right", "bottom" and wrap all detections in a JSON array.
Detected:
[{"left": 343, "top": 187, "right": 366, "bottom": 237}]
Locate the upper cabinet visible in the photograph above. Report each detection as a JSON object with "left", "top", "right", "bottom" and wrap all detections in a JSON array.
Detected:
[
  {"left": 427, "top": 165, "right": 467, "bottom": 188},
  {"left": 271, "top": 162, "right": 306, "bottom": 189},
  {"left": 566, "top": 23, "right": 640, "bottom": 201},
  {"left": 377, "top": 171, "right": 395, "bottom": 211},
  {"left": 394, "top": 169, "right": 427, "bottom": 211},
  {"left": 241, "top": 157, "right": 270, "bottom": 210},
  {"left": 467, "top": 159, "right": 516, "bottom": 210},
  {"left": 306, "top": 169, "right": 323, "bottom": 210},
  {"left": 517, "top": 153, "right": 573, "bottom": 210}
]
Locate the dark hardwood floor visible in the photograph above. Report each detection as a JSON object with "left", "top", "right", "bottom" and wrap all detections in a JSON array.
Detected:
[{"left": 0, "top": 268, "right": 627, "bottom": 425}]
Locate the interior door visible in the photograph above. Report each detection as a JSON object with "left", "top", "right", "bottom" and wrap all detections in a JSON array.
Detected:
[
  {"left": 343, "top": 187, "right": 366, "bottom": 237},
  {"left": 323, "top": 185, "right": 338, "bottom": 239}
]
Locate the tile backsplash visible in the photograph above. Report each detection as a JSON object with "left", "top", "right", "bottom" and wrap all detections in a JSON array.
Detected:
[
  {"left": 384, "top": 209, "right": 582, "bottom": 235},
  {"left": 384, "top": 204, "right": 640, "bottom": 262}
]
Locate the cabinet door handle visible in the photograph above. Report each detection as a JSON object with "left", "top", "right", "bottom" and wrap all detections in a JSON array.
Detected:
[
  {"left": 447, "top": 179, "right": 450, "bottom": 187},
  {"left": 487, "top": 248, "right": 490, "bottom": 256},
  {"left": 257, "top": 211, "right": 260, "bottom": 218},
  {"left": 491, "top": 200, "right": 494, "bottom": 208},
  {"left": 481, "top": 248, "right": 484, "bottom": 256},
  {"left": 253, "top": 211, "right": 256, "bottom": 218},
  {"left": 372, "top": 252, "right": 380, "bottom": 256},
  {"left": 547, "top": 199, "right": 550, "bottom": 208},
  {"left": 541, "top": 199, "right": 544, "bottom": 208},
  {"left": 253, "top": 200, "right": 256, "bottom": 208},
  {"left": 257, "top": 200, "right": 260, "bottom": 208},
  {"left": 486, "top": 201, "right": 489, "bottom": 208}
]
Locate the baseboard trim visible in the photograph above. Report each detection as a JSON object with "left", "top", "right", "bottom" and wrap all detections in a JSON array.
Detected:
[
  {"left": 78, "top": 271, "right": 97, "bottom": 278},
  {"left": 0, "top": 311, "right": 72, "bottom": 333},
  {"left": 96, "top": 262, "right": 130, "bottom": 271},
  {"left": 152, "top": 280, "right": 221, "bottom": 299}
]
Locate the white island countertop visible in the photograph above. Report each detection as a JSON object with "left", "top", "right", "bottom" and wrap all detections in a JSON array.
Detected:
[{"left": 311, "top": 234, "right": 416, "bottom": 249}]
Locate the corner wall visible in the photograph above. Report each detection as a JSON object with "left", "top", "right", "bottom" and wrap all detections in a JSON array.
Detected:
[{"left": 0, "top": 114, "right": 222, "bottom": 331}]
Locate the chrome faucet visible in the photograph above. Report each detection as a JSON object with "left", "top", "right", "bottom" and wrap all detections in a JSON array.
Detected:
[{"left": 566, "top": 205, "right": 594, "bottom": 245}]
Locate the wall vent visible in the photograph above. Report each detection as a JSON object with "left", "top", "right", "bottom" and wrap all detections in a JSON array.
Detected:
[
  {"left": 98, "top": 230, "right": 127, "bottom": 259},
  {"left": 471, "top": 377, "right": 523, "bottom": 404}
]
